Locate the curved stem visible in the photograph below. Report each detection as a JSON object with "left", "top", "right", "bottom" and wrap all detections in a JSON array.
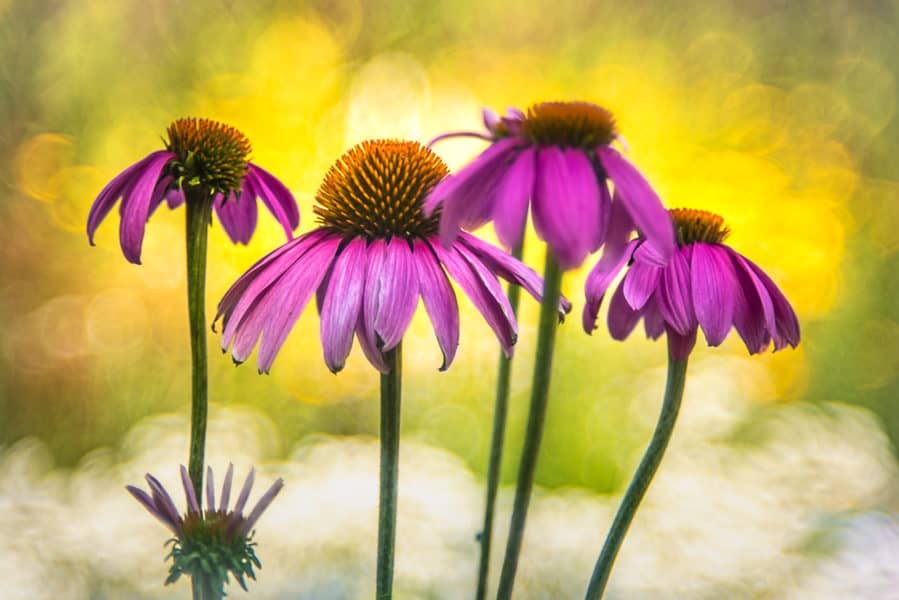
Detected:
[
  {"left": 584, "top": 355, "right": 689, "bottom": 599},
  {"left": 185, "top": 190, "right": 213, "bottom": 598},
  {"left": 377, "top": 343, "right": 403, "bottom": 600},
  {"left": 475, "top": 237, "right": 525, "bottom": 600},
  {"left": 496, "top": 252, "right": 563, "bottom": 600}
]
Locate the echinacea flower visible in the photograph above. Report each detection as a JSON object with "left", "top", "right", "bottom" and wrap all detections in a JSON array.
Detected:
[
  {"left": 87, "top": 117, "right": 299, "bottom": 264},
  {"left": 583, "top": 208, "right": 800, "bottom": 359},
  {"left": 127, "top": 464, "right": 283, "bottom": 593},
  {"left": 215, "top": 139, "right": 569, "bottom": 374},
  {"left": 424, "top": 102, "right": 675, "bottom": 270}
]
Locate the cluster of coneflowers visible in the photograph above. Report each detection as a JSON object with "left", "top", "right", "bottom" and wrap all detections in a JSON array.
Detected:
[{"left": 88, "top": 102, "right": 798, "bottom": 599}]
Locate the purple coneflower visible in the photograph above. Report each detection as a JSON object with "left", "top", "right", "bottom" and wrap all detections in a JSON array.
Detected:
[
  {"left": 215, "top": 139, "right": 567, "bottom": 375},
  {"left": 581, "top": 208, "right": 800, "bottom": 600},
  {"left": 583, "top": 207, "right": 800, "bottom": 359},
  {"left": 127, "top": 464, "right": 283, "bottom": 596},
  {"left": 425, "top": 102, "right": 675, "bottom": 270},
  {"left": 87, "top": 117, "right": 299, "bottom": 264}
]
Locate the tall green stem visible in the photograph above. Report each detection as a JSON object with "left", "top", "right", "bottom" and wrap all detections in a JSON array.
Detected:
[
  {"left": 377, "top": 343, "right": 402, "bottom": 600},
  {"left": 496, "top": 252, "right": 563, "bottom": 600},
  {"left": 584, "top": 355, "right": 689, "bottom": 599},
  {"left": 185, "top": 189, "right": 211, "bottom": 502},
  {"left": 475, "top": 238, "right": 524, "bottom": 600}
]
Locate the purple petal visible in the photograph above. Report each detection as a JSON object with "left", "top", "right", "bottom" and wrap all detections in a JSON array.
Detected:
[
  {"left": 320, "top": 237, "right": 368, "bottom": 373},
  {"left": 458, "top": 232, "right": 571, "bottom": 315},
  {"left": 219, "top": 463, "right": 234, "bottom": 513},
  {"left": 180, "top": 465, "right": 201, "bottom": 515},
  {"left": 415, "top": 240, "right": 460, "bottom": 370},
  {"left": 493, "top": 147, "right": 535, "bottom": 250},
  {"left": 360, "top": 239, "right": 389, "bottom": 371},
  {"left": 666, "top": 325, "right": 697, "bottom": 360},
  {"left": 147, "top": 176, "right": 174, "bottom": 217},
  {"left": 87, "top": 151, "right": 172, "bottom": 245},
  {"left": 248, "top": 236, "right": 340, "bottom": 372},
  {"left": 656, "top": 246, "right": 696, "bottom": 336},
  {"left": 623, "top": 257, "right": 662, "bottom": 311},
  {"left": 240, "top": 478, "right": 284, "bottom": 536},
  {"left": 691, "top": 244, "right": 737, "bottom": 346},
  {"left": 373, "top": 238, "right": 419, "bottom": 351},
  {"left": 425, "top": 137, "right": 518, "bottom": 216},
  {"left": 206, "top": 466, "right": 216, "bottom": 513},
  {"left": 632, "top": 238, "right": 669, "bottom": 267},
  {"left": 742, "top": 256, "right": 800, "bottom": 350},
  {"left": 602, "top": 192, "right": 637, "bottom": 265},
  {"left": 433, "top": 243, "right": 516, "bottom": 356},
  {"left": 582, "top": 239, "right": 639, "bottom": 333},
  {"left": 233, "top": 468, "right": 256, "bottom": 516},
  {"left": 594, "top": 182, "right": 613, "bottom": 252},
  {"left": 215, "top": 186, "right": 259, "bottom": 245},
  {"left": 727, "top": 248, "right": 777, "bottom": 354},
  {"left": 247, "top": 163, "right": 300, "bottom": 239},
  {"left": 166, "top": 187, "right": 185, "bottom": 209},
  {"left": 597, "top": 146, "right": 675, "bottom": 264},
  {"left": 531, "top": 147, "right": 600, "bottom": 270},
  {"left": 607, "top": 283, "right": 642, "bottom": 340},
  {"left": 117, "top": 151, "right": 176, "bottom": 264},
  {"left": 643, "top": 298, "right": 665, "bottom": 339},
  {"left": 145, "top": 474, "right": 183, "bottom": 532},
  {"left": 126, "top": 485, "right": 180, "bottom": 535},
  {"left": 355, "top": 309, "right": 389, "bottom": 373}
]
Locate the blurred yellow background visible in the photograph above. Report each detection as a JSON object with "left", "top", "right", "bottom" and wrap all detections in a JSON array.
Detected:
[{"left": 1, "top": 0, "right": 898, "bottom": 598}]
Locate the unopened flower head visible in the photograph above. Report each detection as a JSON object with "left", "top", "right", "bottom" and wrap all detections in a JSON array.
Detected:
[
  {"left": 216, "top": 139, "right": 570, "bottom": 374},
  {"left": 87, "top": 117, "right": 300, "bottom": 264},
  {"left": 126, "top": 464, "right": 283, "bottom": 594},
  {"left": 424, "top": 101, "right": 675, "bottom": 270},
  {"left": 583, "top": 208, "right": 800, "bottom": 359}
]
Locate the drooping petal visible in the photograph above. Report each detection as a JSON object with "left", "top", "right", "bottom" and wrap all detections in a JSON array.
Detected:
[
  {"left": 219, "top": 463, "right": 235, "bottom": 513},
  {"left": 355, "top": 309, "right": 389, "bottom": 373},
  {"left": 691, "top": 244, "right": 737, "bottom": 346},
  {"left": 601, "top": 190, "right": 636, "bottom": 265},
  {"left": 583, "top": 239, "right": 639, "bottom": 333},
  {"left": 742, "top": 256, "right": 800, "bottom": 350},
  {"left": 726, "top": 247, "right": 777, "bottom": 354},
  {"left": 425, "top": 137, "right": 519, "bottom": 215},
  {"left": 147, "top": 175, "right": 174, "bottom": 217},
  {"left": 531, "top": 147, "right": 600, "bottom": 270},
  {"left": 607, "top": 283, "right": 642, "bottom": 340},
  {"left": 656, "top": 246, "right": 695, "bottom": 336},
  {"left": 666, "top": 325, "right": 697, "bottom": 360},
  {"left": 206, "top": 466, "right": 216, "bottom": 513},
  {"left": 126, "top": 485, "right": 180, "bottom": 535},
  {"left": 373, "top": 238, "right": 419, "bottom": 351},
  {"left": 433, "top": 242, "right": 516, "bottom": 356},
  {"left": 643, "top": 298, "right": 665, "bottom": 339},
  {"left": 458, "top": 232, "right": 571, "bottom": 314},
  {"left": 165, "top": 187, "right": 185, "bottom": 209},
  {"left": 248, "top": 236, "right": 340, "bottom": 372},
  {"left": 87, "top": 151, "right": 173, "bottom": 245},
  {"left": 632, "top": 238, "right": 669, "bottom": 267},
  {"left": 597, "top": 146, "right": 675, "bottom": 263},
  {"left": 240, "top": 477, "right": 284, "bottom": 536},
  {"left": 623, "top": 257, "right": 662, "bottom": 311},
  {"left": 593, "top": 181, "right": 613, "bottom": 252},
  {"left": 361, "top": 238, "right": 388, "bottom": 369},
  {"left": 320, "top": 238, "right": 368, "bottom": 373},
  {"left": 415, "top": 240, "right": 460, "bottom": 370},
  {"left": 247, "top": 163, "right": 300, "bottom": 240},
  {"left": 214, "top": 186, "right": 259, "bottom": 245},
  {"left": 180, "top": 465, "right": 201, "bottom": 515},
  {"left": 233, "top": 468, "right": 255, "bottom": 516},
  {"left": 493, "top": 147, "right": 536, "bottom": 250},
  {"left": 118, "top": 151, "right": 177, "bottom": 264}
]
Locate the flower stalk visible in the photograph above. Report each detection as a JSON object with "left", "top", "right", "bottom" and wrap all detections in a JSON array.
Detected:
[
  {"left": 584, "top": 355, "right": 688, "bottom": 599},
  {"left": 377, "top": 343, "right": 403, "bottom": 599},
  {"left": 185, "top": 187, "right": 212, "bottom": 502},
  {"left": 476, "top": 236, "right": 524, "bottom": 600},
  {"left": 496, "top": 252, "right": 563, "bottom": 600}
]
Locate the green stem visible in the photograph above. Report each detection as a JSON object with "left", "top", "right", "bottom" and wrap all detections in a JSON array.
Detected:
[
  {"left": 584, "top": 355, "right": 689, "bottom": 599},
  {"left": 185, "top": 190, "right": 213, "bottom": 600},
  {"left": 191, "top": 574, "right": 221, "bottom": 600},
  {"left": 377, "top": 343, "right": 402, "bottom": 600},
  {"left": 475, "top": 237, "right": 524, "bottom": 600},
  {"left": 496, "top": 252, "right": 563, "bottom": 600}
]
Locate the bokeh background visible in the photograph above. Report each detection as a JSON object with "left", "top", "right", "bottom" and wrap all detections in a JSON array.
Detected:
[{"left": 2, "top": 0, "right": 898, "bottom": 598}]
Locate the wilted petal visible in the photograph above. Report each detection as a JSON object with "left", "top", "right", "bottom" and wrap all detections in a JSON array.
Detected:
[
  {"left": 531, "top": 147, "right": 599, "bottom": 270},
  {"left": 598, "top": 146, "right": 675, "bottom": 263},
  {"left": 117, "top": 151, "right": 176, "bottom": 264},
  {"left": 493, "top": 147, "right": 535, "bottom": 250},
  {"left": 657, "top": 246, "right": 695, "bottom": 336},
  {"left": 583, "top": 239, "right": 639, "bottom": 333},
  {"left": 691, "top": 244, "right": 737, "bottom": 346},
  {"left": 416, "top": 240, "right": 460, "bottom": 370},
  {"left": 320, "top": 238, "right": 368, "bottom": 373}
]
